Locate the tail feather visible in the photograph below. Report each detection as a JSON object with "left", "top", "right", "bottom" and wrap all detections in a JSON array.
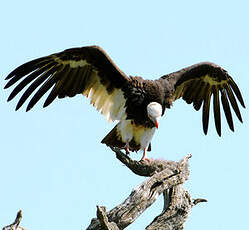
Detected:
[
  {"left": 101, "top": 125, "right": 125, "bottom": 149},
  {"left": 101, "top": 123, "right": 152, "bottom": 152}
]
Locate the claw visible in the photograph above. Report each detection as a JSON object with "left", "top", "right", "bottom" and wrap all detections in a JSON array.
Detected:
[{"left": 140, "top": 148, "right": 151, "bottom": 162}]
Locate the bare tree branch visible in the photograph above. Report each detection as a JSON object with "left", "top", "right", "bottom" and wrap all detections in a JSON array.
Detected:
[
  {"left": 193, "top": 198, "right": 208, "bottom": 205},
  {"left": 111, "top": 147, "right": 180, "bottom": 177},
  {"left": 87, "top": 149, "right": 204, "bottom": 230},
  {"left": 3, "top": 149, "right": 206, "bottom": 230},
  {"left": 96, "top": 206, "right": 120, "bottom": 230},
  {"left": 146, "top": 185, "right": 191, "bottom": 230},
  {"left": 2, "top": 210, "right": 25, "bottom": 230}
]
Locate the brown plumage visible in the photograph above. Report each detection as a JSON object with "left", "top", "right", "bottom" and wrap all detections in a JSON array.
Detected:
[{"left": 4, "top": 45, "right": 245, "bottom": 160}]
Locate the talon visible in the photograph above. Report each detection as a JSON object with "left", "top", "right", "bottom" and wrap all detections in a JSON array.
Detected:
[
  {"left": 140, "top": 148, "right": 151, "bottom": 162},
  {"left": 140, "top": 157, "right": 151, "bottom": 163}
]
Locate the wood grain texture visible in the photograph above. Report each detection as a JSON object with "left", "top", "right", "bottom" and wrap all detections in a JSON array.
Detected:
[
  {"left": 2, "top": 210, "right": 25, "bottom": 230},
  {"left": 87, "top": 149, "right": 206, "bottom": 230}
]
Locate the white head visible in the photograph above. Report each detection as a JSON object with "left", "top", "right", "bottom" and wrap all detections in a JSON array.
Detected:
[{"left": 147, "top": 102, "right": 162, "bottom": 128}]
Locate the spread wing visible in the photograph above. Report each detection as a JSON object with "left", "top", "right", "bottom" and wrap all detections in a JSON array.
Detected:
[
  {"left": 161, "top": 62, "right": 245, "bottom": 136},
  {"left": 5, "top": 46, "right": 130, "bottom": 122}
]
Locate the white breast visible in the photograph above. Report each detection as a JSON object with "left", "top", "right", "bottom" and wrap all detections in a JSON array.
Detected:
[
  {"left": 117, "top": 120, "right": 156, "bottom": 150},
  {"left": 133, "top": 125, "right": 156, "bottom": 150}
]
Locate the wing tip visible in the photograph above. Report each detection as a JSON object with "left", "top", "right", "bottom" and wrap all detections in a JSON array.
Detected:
[
  {"left": 5, "top": 74, "right": 13, "bottom": 80},
  {"left": 43, "top": 99, "right": 53, "bottom": 108},
  {"left": 15, "top": 101, "right": 24, "bottom": 111},
  {"left": 43, "top": 102, "right": 49, "bottom": 108},
  {"left": 4, "top": 80, "right": 13, "bottom": 89},
  {"left": 7, "top": 95, "right": 13, "bottom": 102},
  {"left": 238, "top": 115, "right": 243, "bottom": 123},
  {"left": 26, "top": 106, "right": 32, "bottom": 112},
  {"left": 15, "top": 105, "right": 20, "bottom": 111}
]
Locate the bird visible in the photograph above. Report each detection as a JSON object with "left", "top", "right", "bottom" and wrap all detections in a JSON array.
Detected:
[{"left": 4, "top": 45, "right": 245, "bottom": 161}]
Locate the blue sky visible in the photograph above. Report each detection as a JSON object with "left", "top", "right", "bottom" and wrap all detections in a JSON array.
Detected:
[{"left": 1, "top": 1, "right": 249, "bottom": 229}]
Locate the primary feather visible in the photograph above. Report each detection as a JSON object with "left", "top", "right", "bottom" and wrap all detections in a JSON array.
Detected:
[{"left": 5, "top": 46, "right": 245, "bottom": 159}]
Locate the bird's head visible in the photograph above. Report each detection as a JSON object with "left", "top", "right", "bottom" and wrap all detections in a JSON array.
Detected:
[{"left": 147, "top": 102, "right": 162, "bottom": 128}]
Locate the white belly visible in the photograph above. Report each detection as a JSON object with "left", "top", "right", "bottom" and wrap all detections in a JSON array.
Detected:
[{"left": 117, "top": 120, "right": 156, "bottom": 150}]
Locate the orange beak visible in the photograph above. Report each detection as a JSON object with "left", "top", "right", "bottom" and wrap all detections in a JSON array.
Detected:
[{"left": 155, "top": 119, "right": 159, "bottom": 129}]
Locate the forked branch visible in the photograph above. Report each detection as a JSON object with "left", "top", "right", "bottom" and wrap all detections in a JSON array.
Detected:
[
  {"left": 3, "top": 149, "right": 206, "bottom": 230},
  {"left": 87, "top": 148, "right": 206, "bottom": 230}
]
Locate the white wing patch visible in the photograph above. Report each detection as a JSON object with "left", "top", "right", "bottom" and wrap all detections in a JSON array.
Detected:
[
  {"left": 82, "top": 70, "right": 126, "bottom": 122},
  {"left": 202, "top": 74, "right": 227, "bottom": 85},
  {"left": 174, "top": 74, "right": 228, "bottom": 101},
  {"left": 54, "top": 56, "right": 88, "bottom": 68},
  {"left": 54, "top": 55, "right": 127, "bottom": 122},
  {"left": 174, "top": 83, "right": 185, "bottom": 100}
]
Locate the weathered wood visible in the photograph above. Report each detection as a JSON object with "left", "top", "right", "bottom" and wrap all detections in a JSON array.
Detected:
[
  {"left": 2, "top": 210, "right": 25, "bottom": 230},
  {"left": 96, "top": 206, "right": 120, "bottom": 230},
  {"left": 87, "top": 149, "right": 204, "bottom": 230},
  {"left": 111, "top": 147, "right": 179, "bottom": 177},
  {"left": 3, "top": 149, "right": 206, "bottom": 230},
  {"left": 146, "top": 186, "right": 192, "bottom": 230},
  {"left": 147, "top": 187, "right": 207, "bottom": 230}
]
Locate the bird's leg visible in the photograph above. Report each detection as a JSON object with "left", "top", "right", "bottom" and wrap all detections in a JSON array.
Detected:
[
  {"left": 125, "top": 142, "right": 130, "bottom": 155},
  {"left": 140, "top": 148, "right": 150, "bottom": 162}
]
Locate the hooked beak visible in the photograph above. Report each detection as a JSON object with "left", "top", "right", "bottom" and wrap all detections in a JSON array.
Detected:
[{"left": 155, "top": 119, "right": 159, "bottom": 129}]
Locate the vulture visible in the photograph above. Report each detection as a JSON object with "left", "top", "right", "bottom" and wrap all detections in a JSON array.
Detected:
[{"left": 4, "top": 45, "right": 245, "bottom": 161}]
